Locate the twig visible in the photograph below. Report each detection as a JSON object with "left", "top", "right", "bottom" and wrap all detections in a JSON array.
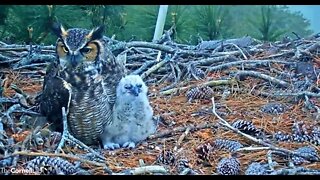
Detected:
[
  {"left": 236, "top": 146, "right": 270, "bottom": 152},
  {"left": 292, "top": 32, "right": 301, "bottom": 40},
  {"left": 194, "top": 55, "right": 237, "bottom": 66},
  {"left": 258, "top": 91, "right": 320, "bottom": 98},
  {"left": 211, "top": 97, "right": 320, "bottom": 162},
  {"left": 2, "top": 104, "right": 21, "bottom": 133},
  {"left": 13, "top": 63, "right": 48, "bottom": 70},
  {"left": 179, "top": 168, "right": 198, "bottom": 175},
  {"left": 148, "top": 122, "right": 218, "bottom": 140},
  {"left": 21, "top": 126, "right": 41, "bottom": 150},
  {"left": 131, "top": 60, "right": 157, "bottom": 75},
  {"left": 7, "top": 151, "right": 108, "bottom": 168},
  {"left": 140, "top": 58, "right": 170, "bottom": 79},
  {"left": 173, "top": 127, "right": 190, "bottom": 151},
  {"left": 270, "top": 167, "right": 320, "bottom": 175},
  {"left": 206, "top": 59, "right": 295, "bottom": 73},
  {"left": 159, "top": 79, "right": 236, "bottom": 96},
  {"left": 260, "top": 50, "right": 295, "bottom": 59},
  {"left": 305, "top": 42, "right": 320, "bottom": 52},
  {"left": 226, "top": 43, "right": 248, "bottom": 60},
  {"left": 116, "top": 165, "right": 167, "bottom": 175},
  {"left": 0, "top": 97, "right": 19, "bottom": 104},
  {"left": 267, "top": 150, "right": 276, "bottom": 171},
  {"left": 127, "top": 41, "right": 176, "bottom": 53},
  {"left": 235, "top": 70, "right": 290, "bottom": 87},
  {"left": 0, "top": 46, "right": 55, "bottom": 51}
]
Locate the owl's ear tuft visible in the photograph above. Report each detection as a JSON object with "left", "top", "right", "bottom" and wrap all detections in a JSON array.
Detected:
[
  {"left": 52, "top": 22, "right": 68, "bottom": 37},
  {"left": 91, "top": 25, "right": 105, "bottom": 40}
]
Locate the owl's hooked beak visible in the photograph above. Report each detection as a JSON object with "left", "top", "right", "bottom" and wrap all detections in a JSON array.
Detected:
[
  {"left": 70, "top": 52, "right": 82, "bottom": 67},
  {"left": 130, "top": 85, "right": 141, "bottom": 96}
]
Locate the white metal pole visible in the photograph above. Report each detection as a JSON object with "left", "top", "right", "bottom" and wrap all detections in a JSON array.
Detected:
[{"left": 153, "top": 5, "right": 169, "bottom": 42}]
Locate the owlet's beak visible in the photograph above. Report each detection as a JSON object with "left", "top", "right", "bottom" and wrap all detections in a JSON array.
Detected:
[{"left": 130, "top": 85, "right": 141, "bottom": 96}]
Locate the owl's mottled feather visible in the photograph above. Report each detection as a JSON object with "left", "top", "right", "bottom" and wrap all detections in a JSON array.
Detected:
[
  {"left": 39, "top": 24, "right": 126, "bottom": 145},
  {"left": 101, "top": 75, "right": 156, "bottom": 150}
]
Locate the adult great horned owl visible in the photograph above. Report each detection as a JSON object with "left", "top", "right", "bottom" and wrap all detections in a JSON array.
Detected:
[
  {"left": 101, "top": 75, "right": 156, "bottom": 150},
  {"left": 39, "top": 24, "right": 126, "bottom": 145}
]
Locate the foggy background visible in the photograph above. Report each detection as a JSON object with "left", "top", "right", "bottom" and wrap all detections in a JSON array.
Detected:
[{"left": 288, "top": 5, "right": 320, "bottom": 33}]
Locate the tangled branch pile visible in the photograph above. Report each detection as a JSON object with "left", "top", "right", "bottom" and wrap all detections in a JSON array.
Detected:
[{"left": 0, "top": 33, "right": 320, "bottom": 175}]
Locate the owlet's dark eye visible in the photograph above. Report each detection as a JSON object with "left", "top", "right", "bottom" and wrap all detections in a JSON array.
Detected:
[
  {"left": 81, "top": 47, "right": 92, "bottom": 54},
  {"left": 124, "top": 84, "right": 132, "bottom": 89},
  {"left": 136, "top": 84, "right": 142, "bottom": 88}
]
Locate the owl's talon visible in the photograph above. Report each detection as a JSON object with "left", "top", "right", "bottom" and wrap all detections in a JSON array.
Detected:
[
  {"left": 103, "top": 143, "right": 120, "bottom": 150},
  {"left": 122, "top": 142, "right": 135, "bottom": 149}
]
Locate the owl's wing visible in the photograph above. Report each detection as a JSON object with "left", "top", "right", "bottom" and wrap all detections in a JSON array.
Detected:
[
  {"left": 39, "top": 61, "right": 71, "bottom": 131},
  {"left": 100, "top": 46, "right": 127, "bottom": 101}
]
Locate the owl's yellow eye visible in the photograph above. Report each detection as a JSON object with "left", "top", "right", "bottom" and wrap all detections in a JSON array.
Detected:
[
  {"left": 62, "top": 46, "right": 69, "bottom": 53},
  {"left": 56, "top": 41, "right": 68, "bottom": 58},
  {"left": 82, "top": 42, "right": 98, "bottom": 61},
  {"left": 81, "top": 47, "right": 92, "bottom": 54}
]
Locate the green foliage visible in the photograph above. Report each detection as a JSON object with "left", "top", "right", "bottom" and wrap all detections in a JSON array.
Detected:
[
  {"left": 245, "top": 5, "right": 312, "bottom": 41},
  {"left": 0, "top": 5, "right": 314, "bottom": 44},
  {"left": 192, "top": 5, "right": 233, "bottom": 40},
  {"left": 78, "top": 5, "right": 127, "bottom": 38},
  {"left": 165, "top": 5, "right": 194, "bottom": 44},
  {"left": 124, "top": 5, "right": 159, "bottom": 41},
  {"left": 0, "top": 5, "right": 10, "bottom": 26}
]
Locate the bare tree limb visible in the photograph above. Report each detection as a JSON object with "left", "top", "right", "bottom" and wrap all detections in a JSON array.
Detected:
[
  {"left": 235, "top": 70, "right": 290, "bottom": 87},
  {"left": 206, "top": 59, "right": 295, "bottom": 73}
]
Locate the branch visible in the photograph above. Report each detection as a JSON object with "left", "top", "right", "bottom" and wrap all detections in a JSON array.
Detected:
[
  {"left": 116, "top": 165, "right": 167, "bottom": 175},
  {"left": 193, "top": 55, "right": 237, "bottom": 66},
  {"left": 131, "top": 60, "right": 157, "bottom": 75},
  {"left": 206, "top": 59, "right": 295, "bottom": 73},
  {"left": 211, "top": 97, "right": 320, "bottom": 162},
  {"left": 236, "top": 146, "right": 271, "bottom": 152},
  {"left": 140, "top": 59, "right": 169, "bottom": 79},
  {"left": 270, "top": 167, "right": 320, "bottom": 175},
  {"left": 258, "top": 91, "right": 320, "bottom": 98},
  {"left": 148, "top": 122, "right": 218, "bottom": 140},
  {"left": 127, "top": 41, "right": 175, "bottom": 53},
  {"left": 235, "top": 70, "right": 290, "bottom": 87},
  {"left": 0, "top": 97, "right": 19, "bottom": 104},
  {"left": 159, "top": 79, "right": 237, "bottom": 96},
  {"left": 8, "top": 151, "right": 108, "bottom": 168},
  {"left": 13, "top": 63, "right": 49, "bottom": 70},
  {"left": 173, "top": 127, "right": 190, "bottom": 151}
]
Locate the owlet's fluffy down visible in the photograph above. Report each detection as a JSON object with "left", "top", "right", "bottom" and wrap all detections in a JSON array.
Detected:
[{"left": 101, "top": 75, "right": 156, "bottom": 150}]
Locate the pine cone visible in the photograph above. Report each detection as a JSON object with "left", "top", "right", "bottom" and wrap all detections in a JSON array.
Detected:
[
  {"left": 291, "top": 146, "right": 319, "bottom": 165},
  {"left": 275, "top": 124, "right": 320, "bottom": 146},
  {"left": 274, "top": 131, "right": 292, "bottom": 142},
  {"left": 261, "top": 102, "right": 286, "bottom": 114},
  {"left": 195, "top": 142, "right": 213, "bottom": 161},
  {"left": 186, "top": 86, "right": 213, "bottom": 102},
  {"left": 156, "top": 150, "right": 176, "bottom": 165},
  {"left": 231, "top": 119, "right": 261, "bottom": 137},
  {"left": 213, "top": 139, "right": 243, "bottom": 152},
  {"left": 176, "top": 159, "right": 190, "bottom": 173},
  {"left": 193, "top": 68, "right": 205, "bottom": 79},
  {"left": 292, "top": 121, "right": 308, "bottom": 136},
  {"left": 26, "top": 156, "right": 77, "bottom": 175},
  {"left": 216, "top": 157, "right": 241, "bottom": 175},
  {"left": 291, "top": 134, "right": 305, "bottom": 143},
  {"left": 245, "top": 162, "right": 268, "bottom": 175},
  {"left": 312, "top": 126, "right": 320, "bottom": 138}
]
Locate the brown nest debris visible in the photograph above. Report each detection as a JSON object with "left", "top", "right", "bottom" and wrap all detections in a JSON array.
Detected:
[{"left": 0, "top": 33, "right": 320, "bottom": 175}]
